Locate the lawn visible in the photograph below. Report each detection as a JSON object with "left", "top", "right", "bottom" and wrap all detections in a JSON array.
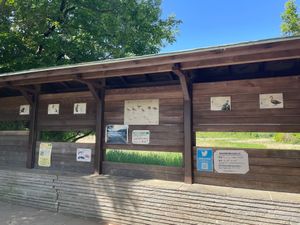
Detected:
[{"left": 105, "top": 149, "right": 183, "bottom": 167}]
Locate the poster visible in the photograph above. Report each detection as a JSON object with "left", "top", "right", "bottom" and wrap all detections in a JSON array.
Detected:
[
  {"left": 105, "top": 125, "right": 128, "bottom": 144},
  {"left": 48, "top": 104, "right": 60, "bottom": 115},
  {"left": 210, "top": 96, "right": 231, "bottom": 111},
  {"left": 132, "top": 130, "right": 150, "bottom": 145},
  {"left": 76, "top": 148, "right": 92, "bottom": 162},
  {"left": 124, "top": 99, "right": 159, "bottom": 125},
  {"left": 214, "top": 150, "right": 249, "bottom": 174},
  {"left": 38, "top": 143, "right": 52, "bottom": 167},
  {"left": 196, "top": 148, "right": 213, "bottom": 172},
  {"left": 74, "top": 103, "right": 87, "bottom": 114},
  {"left": 19, "top": 105, "right": 30, "bottom": 115},
  {"left": 259, "top": 93, "right": 284, "bottom": 109}
]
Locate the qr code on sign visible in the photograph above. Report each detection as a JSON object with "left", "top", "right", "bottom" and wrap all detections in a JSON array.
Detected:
[{"left": 201, "top": 163, "right": 208, "bottom": 170}]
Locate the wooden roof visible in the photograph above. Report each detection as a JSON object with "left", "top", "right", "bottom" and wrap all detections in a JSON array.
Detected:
[{"left": 0, "top": 36, "right": 300, "bottom": 88}]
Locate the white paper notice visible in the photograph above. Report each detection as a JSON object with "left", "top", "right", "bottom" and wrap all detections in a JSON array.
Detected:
[
  {"left": 76, "top": 148, "right": 92, "bottom": 162},
  {"left": 74, "top": 103, "right": 87, "bottom": 114},
  {"left": 124, "top": 99, "right": 159, "bottom": 125},
  {"left": 259, "top": 93, "right": 284, "bottom": 109},
  {"left": 214, "top": 150, "right": 249, "bottom": 174},
  {"left": 19, "top": 105, "right": 30, "bottom": 115},
  {"left": 48, "top": 104, "right": 60, "bottom": 115},
  {"left": 210, "top": 96, "right": 231, "bottom": 111},
  {"left": 132, "top": 130, "right": 150, "bottom": 145}
]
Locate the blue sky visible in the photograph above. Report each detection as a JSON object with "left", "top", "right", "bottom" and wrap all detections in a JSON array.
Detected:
[{"left": 161, "top": 0, "right": 291, "bottom": 52}]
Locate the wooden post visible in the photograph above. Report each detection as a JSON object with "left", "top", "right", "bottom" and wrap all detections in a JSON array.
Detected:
[
  {"left": 76, "top": 78, "right": 105, "bottom": 174},
  {"left": 26, "top": 86, "right": 40, "bottom": 168},
  {"left": 173, "top": 65, "right": 193, "bottom": 184}
]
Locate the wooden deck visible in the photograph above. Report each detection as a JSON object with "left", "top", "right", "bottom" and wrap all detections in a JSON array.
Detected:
[{"left": 0, "top": 168, "right": 299, "bottom": 225}]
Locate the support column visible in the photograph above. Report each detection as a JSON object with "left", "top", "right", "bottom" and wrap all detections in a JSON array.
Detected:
[
  {"left": 173, "top": 65, "right": 193, "bottom": 184},
  {"left": 76, "top": 78, "right": 105, "bottom": 174}
]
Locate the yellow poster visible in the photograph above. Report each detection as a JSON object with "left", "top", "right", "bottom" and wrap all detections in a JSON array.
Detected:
[{"left": 38, "top": 143, "right": 52, "bottom": 167}]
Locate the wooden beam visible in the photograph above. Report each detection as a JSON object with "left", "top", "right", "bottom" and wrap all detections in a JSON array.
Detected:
[
  {"left": 173, "top": 64, "right": 193, "bottom": 184},
  {"left": 76, "top": 78, "right": 106, "bottom": 174},
  {"left": 26, "top": 85, "right": 40, "bottom": 169}
]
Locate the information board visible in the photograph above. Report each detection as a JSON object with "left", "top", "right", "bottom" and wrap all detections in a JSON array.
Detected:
[
  {"left": 132, "top": 130, "right": 150, "bottom": 145},
  {"left": 214, "top": 150, "right": 249, "bottom": 174}
]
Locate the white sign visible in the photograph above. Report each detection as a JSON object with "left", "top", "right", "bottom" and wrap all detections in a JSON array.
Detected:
[
  {"left": 214, "top": 150, "right": 249, "bottom": 174},
  {"left": 132, "top": 130, "right": 150, "bottom": 145},
  {"left": 210, "top": 96, "right": 231, "bottom": 111},
  {"left": 260, "top": 93, "right": 284, "bottom": 109},
  {"left": 74, "top": 103, "right": 87, "bottom": 114},
  {"left": 38, "top": 143, "right": 52, "bottom": 167},
  {"left": 76, "top": 148, "right": 92, "bottom": 162},
  {"left": 124, "top": 99, "right": 159, "bottom": 125},
  {"left": 48, "top": 104, "right": 60, "bottom": 115},
  {"left": 19, "top": 105, "right": 30, "bottom": 115}
]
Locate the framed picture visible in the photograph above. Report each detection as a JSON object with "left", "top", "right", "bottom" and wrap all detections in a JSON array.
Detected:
[
  {"left": 132, "top": 130, "right": 150, "bottom": 145},
  {"left": 124, "top": 99, "right": 159, "bottom": 125},
  {"left": 210, "top": 96, "right": 231, "bottom": 111},
  {"left": 259, "top": 93, "right": 284, "bottom": 109},
  {"left": 19, "top": 105, "right": 30, "bottom": 115},
  {"left": 105, "top": 125, "right": 128, "bottom": 144},
  {"left": 76, "top": 148, "right": 92, "bottom": 162},
  {"left": 48, "top": 104, "right": 60, "bottom": 115},
  {"left": 74, "top": 103, "right": 87, "bottom": 114}
]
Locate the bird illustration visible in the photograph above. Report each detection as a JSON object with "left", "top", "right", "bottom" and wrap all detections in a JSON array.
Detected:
[
  {"left": 75, "top": 104, "right": 79, "bottom": 112},
  {"left": 270, "top": 96, "right": 281, "bottom": 105},
  {"left": 221, "top": 100, "right": 231, "bottom": 111}
]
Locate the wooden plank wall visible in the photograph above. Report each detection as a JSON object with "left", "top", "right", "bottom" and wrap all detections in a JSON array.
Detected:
[
  {"left": 38, "top": 92, "right": 96, "bottom": 131},
  {"left": 193, "top": 75, "right": 300, "bottom": 132},
  {"left": 103, "top": 161, "right": 184, "bottom": 181},
  {"left": 0, "top": 131, "right": 28, "bottom": 168},
  {"left": 0, "top": 96, "right": 29, "bottom": 121},
  {"left": 104, "top": 85, "right": 184, "bottom": 152},
  {"left": 194, "top": 147, "right": 300, "bottom": 193},
  {"left": 35, "top": 142, "right": 95, "bottom": 174}
]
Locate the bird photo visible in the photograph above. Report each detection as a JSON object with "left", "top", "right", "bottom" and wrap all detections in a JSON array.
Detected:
[
  {"left": 211, "top": 96, "right": 231, "bottom": 111},
  {"left": 260, "top": 93, "right": 284, "bottom": 109}
]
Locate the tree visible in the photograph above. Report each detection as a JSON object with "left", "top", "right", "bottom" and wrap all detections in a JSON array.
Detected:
[
  {"left": 281, "top": 0, "right": 300, "bottom": 36},
  {"left": 0, "top": 0, "right": 181, "bottom": 73}
]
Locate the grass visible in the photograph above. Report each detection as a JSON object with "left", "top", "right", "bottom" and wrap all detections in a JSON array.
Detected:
[
  {"left": 105, "top": 149, "right": 183, "bottom": 167},
  {"left": 196, "top": 132, "right": 300, "bottom": 150}
]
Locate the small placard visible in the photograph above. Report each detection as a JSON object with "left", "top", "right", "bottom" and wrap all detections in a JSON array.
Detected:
[
  {"left": 74, "top": 103, "right": 87, "bottom": 114},
  {"left": 48, "top": 104, "right": 60, "bottom": 115},
  {"left": 210, "top": 96, "right": 231, "bottom": 111},
  {"left": 197, "top": 148, "right": 213, "bottom": 172},
  {"left": 19, "top": 105, "right": 30, "bottom": 115},
  {"left": 105, "top": 125, "right": 129, "bottom": 144},
  {"left": 76, "top": 148, "right": 92, "bottom": 162},
  {"left": 132, "top": 130, "right": 150, "bottom": 145},
  {"left": 38, "top": 143, "right": 52, "bottom": 167},
  {"left": 214, "top": 150, "right": 249, "bottom": 174},
  {"left": 260, "top": 93, "right": 283, "bottom": 109}
]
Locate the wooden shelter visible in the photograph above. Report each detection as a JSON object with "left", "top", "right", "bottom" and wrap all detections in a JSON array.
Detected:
[{"left": 0, "top": 36, "right": 300, "bottom": 192}]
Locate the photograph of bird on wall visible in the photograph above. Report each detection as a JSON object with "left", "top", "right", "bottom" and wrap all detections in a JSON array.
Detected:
[{"left": 260, "top": 93, "right": 284, "bottom": 109}]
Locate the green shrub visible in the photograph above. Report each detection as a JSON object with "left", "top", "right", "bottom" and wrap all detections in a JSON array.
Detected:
[{"left": 274, "top": 133, "right": 300, "bottom": 144}]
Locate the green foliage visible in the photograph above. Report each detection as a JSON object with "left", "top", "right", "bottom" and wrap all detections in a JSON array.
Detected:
[
  {"left": 0, "top": 121, "right": 28, "bottom": 130},
  {"left": 281, "top": 0, "right": 300, "bottom": 36},
  {"left": 40, "top": 130, "right": 93, "bottom": 142},
  {"left": 0, "top": 0, "right": 181, "bottom": 73},
  {"left": 197, "top": 132, "right": 274, "bottom": 139},
  {"left": 274, "top": 133, "right": 300, "bottom": 144},
  {"left": 106, "top": 150, "right": 183, "bottom": 167}
]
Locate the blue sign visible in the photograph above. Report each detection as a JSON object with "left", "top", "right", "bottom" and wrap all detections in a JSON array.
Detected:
[{"left": 197, "top": 148, "right": 213, "bottom": 172}]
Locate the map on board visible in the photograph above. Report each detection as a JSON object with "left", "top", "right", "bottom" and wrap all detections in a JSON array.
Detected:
[{"left": 124, "top": 99, "right": 159, "bottom": 125}]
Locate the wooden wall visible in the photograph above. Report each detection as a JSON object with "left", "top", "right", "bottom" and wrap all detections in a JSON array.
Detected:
[
  {"left": 0, "top": 131, "right": 28, "bottom": 168},
  {"left": 104, "top": 85, "right": 184, "bottom": 152},
  {"left": 35, "top": 142, "right": 95, "bottom": 174},
  {"left": 193, "top": 75, "right": 300, "bottom": 132},
  {"left": 0, "top": 96, "right": 29, "bottom": 121},
  {"left": 194, "top": 147, "right": 300, "bottom": 193},
  {"left": 38, "top": 92, "right": 96, "bottom": 131}
]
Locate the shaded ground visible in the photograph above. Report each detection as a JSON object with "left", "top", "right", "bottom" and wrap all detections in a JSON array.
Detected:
[{"left": 0, "top": 201, "right": 104, "bottom": 225}]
